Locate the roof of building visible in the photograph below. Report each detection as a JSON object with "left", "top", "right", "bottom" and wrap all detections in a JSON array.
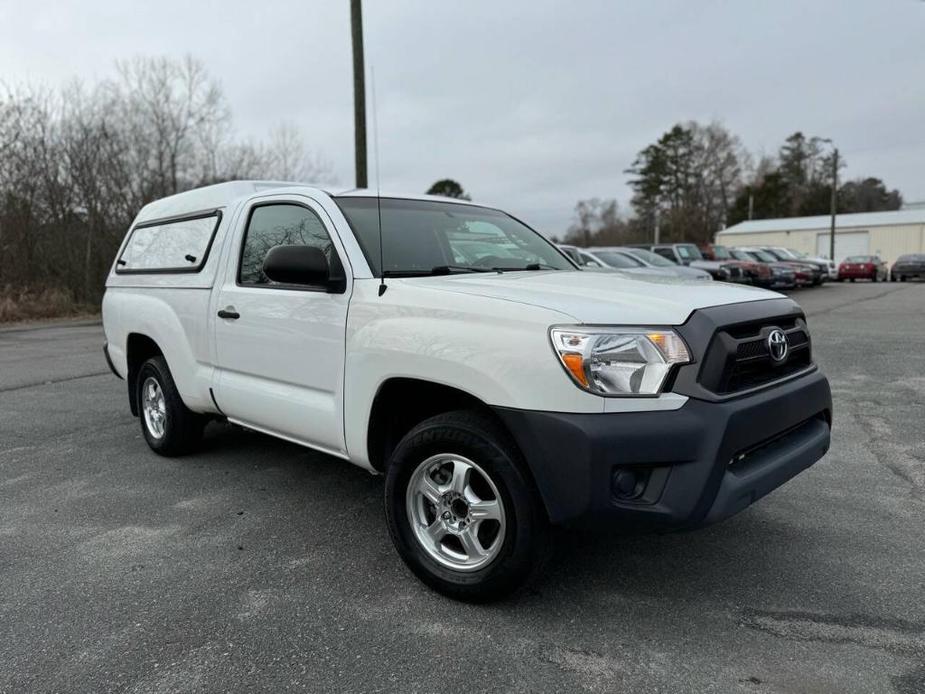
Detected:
[{"left": 717, "top": 208, "right": 925, "bottom": 236}]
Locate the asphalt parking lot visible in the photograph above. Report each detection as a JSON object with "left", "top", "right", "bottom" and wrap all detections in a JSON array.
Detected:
[{"left": 1, "top": 282, "right": 923, "bottom": 693}]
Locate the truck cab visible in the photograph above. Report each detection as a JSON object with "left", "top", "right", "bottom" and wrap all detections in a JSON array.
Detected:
[{"left": 103, "top": 181, "right": 832, "bottom": 601}]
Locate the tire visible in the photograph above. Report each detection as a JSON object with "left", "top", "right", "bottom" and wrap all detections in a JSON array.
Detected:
[
  {"left": 136, "top": 356, "right": 205, "bottom": 456},
  {"left": 850, "top": 278, "right": 855, "bottom": 282},
  {"left": 384, "top": 410, "right": 549, "bottom": 602},
  {"left": 900, "top": 276, "right": 907, "bottom": 282}
]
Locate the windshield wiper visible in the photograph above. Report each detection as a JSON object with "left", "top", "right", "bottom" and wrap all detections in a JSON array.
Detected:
[
  {"left": 430, "top": 265, "right": 494, "bottom": 275},
  {"left": 381, "top": 265, "right": 494, "bottom": 278},
  {"left": 490, "top": 263, "right": 558, "bottom": 271}
]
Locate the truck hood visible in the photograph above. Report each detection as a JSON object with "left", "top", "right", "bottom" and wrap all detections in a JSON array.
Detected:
[{"left": 401, "top": 270, "right": 778, "bottom": 325}]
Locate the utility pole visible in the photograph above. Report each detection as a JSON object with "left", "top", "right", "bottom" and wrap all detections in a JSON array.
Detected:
[
  {"left": 653, "top": 210, "right": 660, "bottom": 244},
  {"left": 828, "top": 148, "right": 838, "bottom": 261},
  {"left": 350, "top": 0, "right": 367, "bottom": 189},
  {"left": 747, "top": 189, "right": 754, "bottom": 221}
]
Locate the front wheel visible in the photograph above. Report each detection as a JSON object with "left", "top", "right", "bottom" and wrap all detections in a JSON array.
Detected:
[{"left": 384, "top": 410, "right": 549, "bottom": 602}]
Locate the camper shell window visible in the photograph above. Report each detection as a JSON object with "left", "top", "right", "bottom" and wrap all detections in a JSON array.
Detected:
[{"left": 116, "top": 210, "right": 222, "bottom": 274}]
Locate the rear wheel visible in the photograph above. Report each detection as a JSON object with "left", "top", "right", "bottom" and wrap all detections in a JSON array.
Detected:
[
  {"left": 384, "top": 410, "right": 548, "bottom": 602},
  {"left": 137, "top": 356, "right": 205, "bottom": 456}
]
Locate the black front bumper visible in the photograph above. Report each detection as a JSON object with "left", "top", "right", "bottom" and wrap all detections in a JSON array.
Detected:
[{"left": 494, "top": 369, "right": 832, "bottom": 530}]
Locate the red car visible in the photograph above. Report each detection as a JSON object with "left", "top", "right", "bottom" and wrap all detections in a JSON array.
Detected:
[
  {"left": 838, "top": 255, "right": 889, "bottom": 282},
  {"left": 700, "top": 244, "right": 771, "bottom": 285}
]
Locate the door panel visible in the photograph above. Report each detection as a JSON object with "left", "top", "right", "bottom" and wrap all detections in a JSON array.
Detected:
[{"left": 212, "top": 198, "right": 350, "bottom": 455}]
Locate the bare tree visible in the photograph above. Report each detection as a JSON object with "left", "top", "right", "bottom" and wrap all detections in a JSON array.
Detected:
[
  {"left": 0, "top": 56, "right": 333, "bottom": 315},
  {"left": 110, "top": 55, "right": 230, "bottom": 198},
  {"left": 262, "top": 122, "right": 334, "bottom": 182}
]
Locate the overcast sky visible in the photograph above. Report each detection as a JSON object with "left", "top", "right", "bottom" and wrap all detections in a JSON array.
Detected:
[{"left": 2, "top": 0, "right": 923, "bottom": 233}]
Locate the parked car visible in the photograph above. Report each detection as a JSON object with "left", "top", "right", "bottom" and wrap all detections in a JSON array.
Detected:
[
  {"left": 762, "top": 247, "right": 836, "bottom": 281},
  {"left": 700, "top": 244, "right": 772, "bottom": 286},
  {"left": 891, "top": 254, "right": 925, "bottom": 282},
  {"left": 560, "top": 244, "right": 665, "bottom": 276},
  {"left": 586, "top": 247, "right": 712, "bottom": 281},
  {"left": 103, "top": 181, "right": 832, "bottom": 601},
  {"left": 632, "top": 242, "right": 704, "bottom": 266},
  {"left": 738, "top": 248, "right": 818, "bottom": 286},
  {"left": 729, "top": 249, "right": 797, "bottom": 289},
  {"left": 558, "top": 244, "right": 608, "bottom": 270},
  {"left": 634, "top": 243, "right": 747, "bottom": 283},
  {"left": 559, "top": 244, "right": 636, "bottom": 274},
  {"left": 759, "top": 248, "right": 827, "bottom": 285},
  {"left": 838, "top": 255, "right": 889, "bottom": 282}
]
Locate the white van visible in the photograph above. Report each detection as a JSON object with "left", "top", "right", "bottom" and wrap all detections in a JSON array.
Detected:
[{"left": 103, "top": 181, "right": 832, "bottom": 601}]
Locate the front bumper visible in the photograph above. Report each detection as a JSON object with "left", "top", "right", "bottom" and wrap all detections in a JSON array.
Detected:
[
  {"left": 839, "top": 267, "right": 875, "bottom": 279},
  {"left": 494, "top": 369, "right": 832, "bottom": 529}
]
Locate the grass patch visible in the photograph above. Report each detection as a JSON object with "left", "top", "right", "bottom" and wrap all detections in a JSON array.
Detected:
[{"left": 0, "top": 287, "right": 99, "bottom": 323}]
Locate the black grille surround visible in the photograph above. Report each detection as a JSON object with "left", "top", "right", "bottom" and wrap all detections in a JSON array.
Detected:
[
  {"left": 722, "top": 264, "right": 744, "bottom": 281},
  {"left": 672, "top": 298, "right": 816, "bottom": 402}
]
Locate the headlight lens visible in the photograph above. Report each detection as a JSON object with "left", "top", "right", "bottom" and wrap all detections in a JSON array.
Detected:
[{"left": 550, "top": 327, "right": 691, "bottom": 396}]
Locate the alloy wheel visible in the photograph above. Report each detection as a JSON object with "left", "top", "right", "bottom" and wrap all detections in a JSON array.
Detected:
[
  {"left": 141, "top": 376, "right": 167, "bottom": 439},
  {"left": 405, "top": 453, "right": 506, "bottom": 571}
]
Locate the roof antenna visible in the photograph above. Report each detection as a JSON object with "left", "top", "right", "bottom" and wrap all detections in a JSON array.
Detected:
[{"left": 372, "top": 64, "right": 387, "bottom": 296}]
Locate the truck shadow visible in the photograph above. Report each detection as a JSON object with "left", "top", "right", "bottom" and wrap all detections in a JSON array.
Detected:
[{"left": 192, "top": 422, "right": 851, "bottom": 618}]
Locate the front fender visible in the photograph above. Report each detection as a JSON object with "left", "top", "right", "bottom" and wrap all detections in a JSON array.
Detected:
[{"left": 343, "top": 280, "right": 604, "bottom": 467}]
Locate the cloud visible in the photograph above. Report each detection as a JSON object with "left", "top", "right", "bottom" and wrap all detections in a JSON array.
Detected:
[{"left": 2, "top": 0, "right": 922, "bottom": 232}]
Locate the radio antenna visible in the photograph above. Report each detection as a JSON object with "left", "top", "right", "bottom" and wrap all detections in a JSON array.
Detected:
[{"left": 372, "top": 64, "right": 386, "bottom": 296}]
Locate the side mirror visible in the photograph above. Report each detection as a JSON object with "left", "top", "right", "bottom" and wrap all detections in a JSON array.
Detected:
[{"left": 263, "top": 245, "right": 342, "bottom": 290}]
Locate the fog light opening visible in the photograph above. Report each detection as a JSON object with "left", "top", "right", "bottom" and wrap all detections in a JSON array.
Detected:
[{"left": 611, "top": 467, "right": 649, "bottom": 501}]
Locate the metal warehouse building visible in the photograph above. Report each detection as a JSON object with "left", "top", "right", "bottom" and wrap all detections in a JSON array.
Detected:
[{"left": 715, "top": 209, "right": 925, "bottom": 264}]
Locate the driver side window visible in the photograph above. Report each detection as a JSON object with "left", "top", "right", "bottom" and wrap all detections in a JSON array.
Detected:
[{"left": 239, "top": 203, "right": 340, "bottom": 286}]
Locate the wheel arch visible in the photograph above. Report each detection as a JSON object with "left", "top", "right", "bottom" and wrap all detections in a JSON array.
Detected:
[
  {"left": 126, "top": 333, "right": 164, "bottom": 416},
  {"left": 365, "top": 377, "right": 512, "bottom": 473}
]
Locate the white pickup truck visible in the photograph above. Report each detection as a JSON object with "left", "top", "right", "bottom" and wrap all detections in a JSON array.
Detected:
[{"left": 103, "top": 181, "right": 832, "bottom": 601}]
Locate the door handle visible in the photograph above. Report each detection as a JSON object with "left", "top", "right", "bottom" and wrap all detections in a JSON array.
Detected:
[{"left": 217, "top": 307, "right": 240, "bottom": 320}]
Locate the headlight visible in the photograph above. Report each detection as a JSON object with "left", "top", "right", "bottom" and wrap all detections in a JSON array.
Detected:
[{"left": 550, "top": 327, "right": 691, "bottom": 396}]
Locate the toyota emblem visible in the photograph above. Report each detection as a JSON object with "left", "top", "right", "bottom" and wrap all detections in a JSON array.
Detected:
[{"left": 767, "top": 329, "right": 788, "bottom": 362}]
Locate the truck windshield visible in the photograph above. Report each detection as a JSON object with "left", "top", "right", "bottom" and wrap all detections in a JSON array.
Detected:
[
  {"left": 334, "top": 197, "right": 574, "bottom": 276},
  {"left": 676, "top": 244, "right": 703, "bottom": 260},
  {"left": 750, "top": 250, "right": 778, "bottom": 262}
]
